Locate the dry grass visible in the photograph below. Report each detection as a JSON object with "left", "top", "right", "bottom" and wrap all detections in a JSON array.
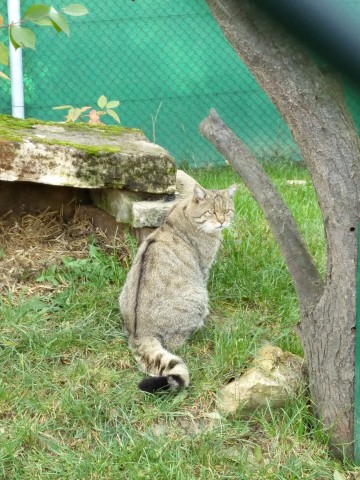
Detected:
[{"left": 0, "top": 208, "right": 128, "bottom": 300}]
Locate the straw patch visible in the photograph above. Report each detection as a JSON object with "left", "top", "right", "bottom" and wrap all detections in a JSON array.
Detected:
[{"left": 0, "top": 209, "right": 128, "bottom": 300}]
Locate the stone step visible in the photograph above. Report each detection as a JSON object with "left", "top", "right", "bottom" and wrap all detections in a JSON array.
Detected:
[{"left": 91, "top": 170, "right": 197, "bottom": 228}]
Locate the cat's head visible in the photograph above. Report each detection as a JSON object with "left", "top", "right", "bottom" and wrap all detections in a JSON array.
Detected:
[{"left": 189, "top": 184, "right": 238, "bottom": 233}]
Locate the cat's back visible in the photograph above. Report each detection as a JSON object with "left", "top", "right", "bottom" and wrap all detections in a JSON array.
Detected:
[{"left": 119, "top": 196, "right": 205, "bottom": 310}]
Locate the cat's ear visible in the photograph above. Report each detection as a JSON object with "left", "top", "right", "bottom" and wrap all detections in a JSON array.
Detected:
[
  {"left": 227, "top": 184, "right": 238, "bottom": 199},
  {"left": 193, "top": 184, "right": 207, "bottom": 203}
]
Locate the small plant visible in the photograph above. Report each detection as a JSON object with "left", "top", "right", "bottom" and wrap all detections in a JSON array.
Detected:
[
  {"left": 53, "top": 95, "right": 120, "bottom": 124},
  {"left": 0, "top": 3, "right": 89, "bottom": 80}
]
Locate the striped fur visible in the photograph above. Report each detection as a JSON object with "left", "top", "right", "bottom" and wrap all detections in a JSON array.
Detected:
[
  {"left": 119, "top": 183, "right": 237, "bottom": 393},
  {"left": 130, "top": 337, "right": 189, "bottom": 392}
]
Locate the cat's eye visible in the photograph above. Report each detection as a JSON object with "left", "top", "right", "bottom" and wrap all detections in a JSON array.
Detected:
[{"left": 206, "top": 210, "right": 215, "bottom": 215}]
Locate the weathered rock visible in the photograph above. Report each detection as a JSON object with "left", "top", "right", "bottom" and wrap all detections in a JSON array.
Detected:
[
  {"left": 216, "top": 345, "right": 307, "bottom": 415},
  {"left": 91, "top": 170, "right": 197, "bottom": 228},
  {"left": 175, "top": 169, "right": 198, "bottom": 195},
  {"left": 0, "top": 115, "right": 176, "bottom": 194}
]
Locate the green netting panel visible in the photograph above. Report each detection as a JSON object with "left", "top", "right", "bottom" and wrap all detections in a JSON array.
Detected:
[{"left": 6, "top": 0, "right": 348, "bottom": 167}]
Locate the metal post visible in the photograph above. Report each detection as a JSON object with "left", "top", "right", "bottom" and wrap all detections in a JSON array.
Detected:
[{"left": 7, "top": 0, "right": 25, "bottom": 119}]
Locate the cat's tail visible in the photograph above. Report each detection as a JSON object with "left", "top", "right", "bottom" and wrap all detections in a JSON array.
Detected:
[{"left": 130, "top": 336, "right": 190, "bottom": 393}]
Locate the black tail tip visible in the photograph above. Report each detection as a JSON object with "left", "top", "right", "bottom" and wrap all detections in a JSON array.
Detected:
[
  {"left": 138, "top": 374, "right": 185, "bottom": 393},
  {"left": 138, "top": 376, "right": 169, "bottom": 393}
]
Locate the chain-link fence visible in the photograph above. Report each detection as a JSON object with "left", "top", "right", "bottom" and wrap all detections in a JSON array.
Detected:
[{"left": 0, "top": 0, "right": 359, "bottom": 167}]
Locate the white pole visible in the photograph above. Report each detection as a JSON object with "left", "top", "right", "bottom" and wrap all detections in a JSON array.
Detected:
[{"left": 7, "top": 0, "right": 25, "bottom": 119}]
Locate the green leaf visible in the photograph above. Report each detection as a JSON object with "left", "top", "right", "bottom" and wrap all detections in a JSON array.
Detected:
[
  {"left": 31, "top": 17, "right": 54, "bottom": 26},
  {"left": 106, "top": 100, "right": 120, "bottom": 109},
  {"left": 97, "top": 95, "right": 107, "bottom": 109},
  {"left": 0, "top": 71, "right": 10, "bottom": 81},
  {"left": 49, "top": 8, "right": 70, "bottom": 36},
  {"left": 65, "top": 108, "right": 78, "bottom": 122},
  {"left": 24, "top": 4, "right": 51, "bottom": 22},
  {"left": 62, "top": 4, "right": 89, "bottom": 16},
  {"left": 9, "top": 32, "right": 21, "bottom": 50},
  {"left": 10, "top": 26, "right": 36, "bottom": 50},
  {"left": 106, "top": 109, "right": 121, "bottom": 123},
  {"left": 253, "top": 444, "right": 263, "bottom": 463},
  {"left": 0, "top": 42, "right": 8, "bottom": 66},
  {"left": 52, "top": 105, "right": 74, "bottom": 110},
  {"left": 70, "top": 108, "right": 82, "bottom": 122},
  {"left": 36, "top": 265, "right": 59, "bottom": 285},
  {"left": 49, "top": 20, "right": 62, "bottom": 33}
]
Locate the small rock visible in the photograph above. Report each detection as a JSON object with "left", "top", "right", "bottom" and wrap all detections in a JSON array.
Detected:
[
  {"left": 175, "top": 170, "right": 198, "bottom": 197},
  {"left": 286, "top": 180, "right": 307, "bottom": 186},
  {"left": 91, "top": 170, "right": 197, "bottom": 228},
  {"left": 216, "top": 345, "right": 307, "bottom": 415}
]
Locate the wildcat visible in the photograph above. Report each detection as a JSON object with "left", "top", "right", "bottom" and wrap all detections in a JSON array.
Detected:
[{"left": 119, "top": 183, "right": 237, "bottom": 393}]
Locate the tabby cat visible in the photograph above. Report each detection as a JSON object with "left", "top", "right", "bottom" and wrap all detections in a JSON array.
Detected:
[{"left": 119, "top": 183, "right": 237, "bottom": 393}]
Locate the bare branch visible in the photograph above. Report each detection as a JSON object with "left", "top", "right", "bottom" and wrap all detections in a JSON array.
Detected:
[{"left": 200, "top": 109, "right": 324, "bottom": 311}]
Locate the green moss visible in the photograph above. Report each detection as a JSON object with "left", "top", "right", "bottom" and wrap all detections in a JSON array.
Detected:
[
  {"left": 0, "top": 115, "right": 40, "bottom": 142},
  {"left": 0, "top": 115, "right": 43, "bottom": 130},
  {"left": 65, "top": 121, "right": 142, "bottom": 136},
  {"left": 32, "top": 137, "right": 123, "bottom": 156},
  {"left": 0, "top": 130, "right": 23, "bottom": 142},
  {"left": 0, "top": 114, "right": 143, "bottom": 144}
]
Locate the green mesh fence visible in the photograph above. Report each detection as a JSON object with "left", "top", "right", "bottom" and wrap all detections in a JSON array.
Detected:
[{"left": 0, "top": 0, "right": 359, "bottom": 167}]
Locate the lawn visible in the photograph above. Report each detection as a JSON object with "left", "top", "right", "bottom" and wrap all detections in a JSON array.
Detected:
[{"left": 0, "top": 161, "right": 359, "bottom": 479}]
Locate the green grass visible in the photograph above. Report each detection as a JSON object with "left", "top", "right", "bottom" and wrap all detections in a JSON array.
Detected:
[{"left": 0, "top": 162, "right": 359, "bottom": 479}]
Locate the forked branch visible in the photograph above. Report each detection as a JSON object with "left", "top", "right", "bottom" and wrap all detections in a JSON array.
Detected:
[{"left": 199, "top": 108, "right": 324, "bottom": 311}]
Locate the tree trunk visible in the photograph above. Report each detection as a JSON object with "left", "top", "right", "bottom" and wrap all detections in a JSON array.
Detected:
[{"left": 204, "top": 0, "right": 360, "bottom": 458}]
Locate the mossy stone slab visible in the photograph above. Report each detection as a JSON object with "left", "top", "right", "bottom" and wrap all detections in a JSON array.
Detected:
[{"left": 0, "top": 115, "right": 176, "bottom": 194}]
